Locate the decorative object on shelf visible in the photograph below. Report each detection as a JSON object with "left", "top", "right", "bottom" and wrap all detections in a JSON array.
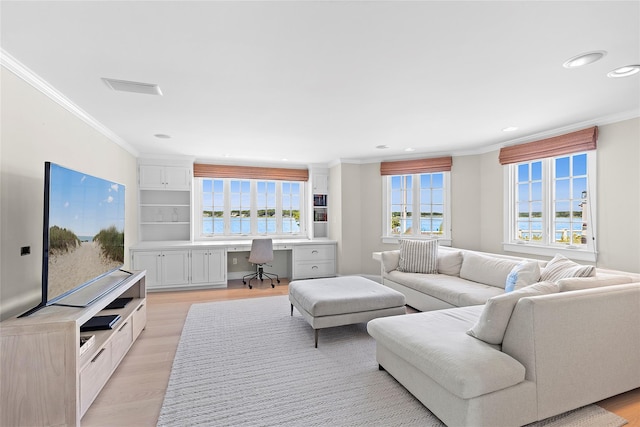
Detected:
[{"left": 79, "top": 335, "right": 95, "bottom": 356}]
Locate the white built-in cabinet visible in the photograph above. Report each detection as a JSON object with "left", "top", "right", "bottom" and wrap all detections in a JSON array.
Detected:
[
  {"left": 131, "top": 248, "right": 226, "bottom": 290},
  {"left": 292, "top": 243, "right": 336, "bottom": 279},
  {"left": 131, "top": 250, "right": 190, "bottom": 289},
  {"left": 190, "top": 248, "right": 226, "bottom": 287},
  {"left": 139, "top": 164, "right": 191, "bottom": 190},
  {"left": 138, "top": 160, "right": 192, "bottom": 242}
]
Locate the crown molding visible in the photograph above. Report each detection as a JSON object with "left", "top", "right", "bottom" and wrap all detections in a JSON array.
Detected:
[{"left": 1, "top": 49, "right": 139, "bottom": 157}]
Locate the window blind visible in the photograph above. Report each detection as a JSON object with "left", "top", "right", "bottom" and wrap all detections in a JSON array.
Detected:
[
  {"left": 380, "top": 156, "right": 452, "bottom": 176},
  {"left": 498, "top": 126, "right": 598, "bottom": 165},
  {"left": 193, "top": 164, "right": 309, "bottom": 181}
]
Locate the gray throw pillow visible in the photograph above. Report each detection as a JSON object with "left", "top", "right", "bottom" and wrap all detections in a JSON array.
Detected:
[{"left": 397, "top": 239, "right": 438, "bottom": 274}]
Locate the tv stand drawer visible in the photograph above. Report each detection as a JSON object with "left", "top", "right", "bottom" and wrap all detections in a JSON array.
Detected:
[{"left": 80, "top": 342, "right": 113, "bottom": 415}]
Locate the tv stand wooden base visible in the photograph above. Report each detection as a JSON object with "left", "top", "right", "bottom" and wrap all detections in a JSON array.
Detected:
[{"left": 0, "top": 270, "right": 147, "bottom": 427}]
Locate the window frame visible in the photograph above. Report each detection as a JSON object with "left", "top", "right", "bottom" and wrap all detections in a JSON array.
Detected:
[
  {"left": 503, "top": 151, "right": 597, "bottom": 262},
  {"left": 194, "top": 177, "right": 306, "bottom": 240},
  {"left": 382, "top": 171, "right": 451, "bottom": 245}
]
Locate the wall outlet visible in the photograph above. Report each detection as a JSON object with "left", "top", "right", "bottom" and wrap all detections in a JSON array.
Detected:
[{"left": 232, "top": 257, "right": 237, "bottom": 265}]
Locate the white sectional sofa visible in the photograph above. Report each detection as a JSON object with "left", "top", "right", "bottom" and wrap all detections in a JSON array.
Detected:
[
  {"left": 379, "top": 244, "right": 634, "bottom": 312},
  {"left": 369, "top": 242, "right": 640, "bottom": 426}
]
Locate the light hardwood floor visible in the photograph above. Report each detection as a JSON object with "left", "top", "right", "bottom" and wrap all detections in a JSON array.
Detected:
[{"left": 82, "top": 280, "right": 640, "bottom": 426}]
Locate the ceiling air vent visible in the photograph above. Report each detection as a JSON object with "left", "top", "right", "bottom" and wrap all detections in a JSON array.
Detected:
[{"left": 101, "top": 78, "right": 163, "bottom": 95}]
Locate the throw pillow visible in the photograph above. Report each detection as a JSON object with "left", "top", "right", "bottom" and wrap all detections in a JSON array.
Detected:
[
  {"left": 437, "top": 250, "right": 463, "bottom": 276},
  {"left": 540, "top": 254, "right": 595, "bottom": 282},
  {"left": 505, "top": 261, "right": 540, "bottom": 292},
  {"left": 467, "top": 281, "right": 559, "bottom": 345},
  {"left": 397, "top": 239, "right": 438, "bottom": 274}
]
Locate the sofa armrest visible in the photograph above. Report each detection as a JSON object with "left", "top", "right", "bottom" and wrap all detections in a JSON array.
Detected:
[
  {"left": 381, "top": 250, "right": 400, "bottom": 274},
  {"left": 502, "top": 283, "right": 640, "bottom": 419}
]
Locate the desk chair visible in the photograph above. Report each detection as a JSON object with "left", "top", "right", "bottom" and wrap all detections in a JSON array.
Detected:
[{"left": 242, "top": 238, "right": 281, "bottom": 289}]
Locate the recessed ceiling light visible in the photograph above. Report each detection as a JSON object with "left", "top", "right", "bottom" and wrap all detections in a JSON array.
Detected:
[
  {"left": 562, "top": 51, "right": 607, "bottom": 68},
  {"left": 376, "top": 145, "right": 389, "bottom": 149},
  {"left": 154, "top": 133, "right": 171, "bottom": 139},
  {"left": 102, "top": 77, "right": 163, "bottom": 95},
  {"left": 607, "top": 65, "right": 640, "bottom": 78},
  {"left": 282, "top": 158, "right": 288, "bottom": 162},
  {"left": 405, "top": 148, "right": 415, "bottom": 152},
  {"left": 502, "top": 126, "right": 519, "bottom": 132}
]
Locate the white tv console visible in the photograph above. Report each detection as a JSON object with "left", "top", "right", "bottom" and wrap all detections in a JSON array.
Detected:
[{"left": 0, "top": 270, "right": 146, "bottom": 427}]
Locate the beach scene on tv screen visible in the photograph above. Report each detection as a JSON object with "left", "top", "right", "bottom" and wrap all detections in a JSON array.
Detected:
[{"left": 47, "top": 164, "right": 125, "bottom": 302}]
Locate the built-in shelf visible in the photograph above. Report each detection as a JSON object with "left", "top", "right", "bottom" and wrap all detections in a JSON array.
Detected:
[{"left": 138, "top": 161, "right": 192, "bottom": 242}]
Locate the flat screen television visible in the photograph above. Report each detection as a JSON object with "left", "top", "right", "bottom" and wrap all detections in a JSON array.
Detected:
[{"left": 20, "top": 162, "right": 127, "bottom": 317}]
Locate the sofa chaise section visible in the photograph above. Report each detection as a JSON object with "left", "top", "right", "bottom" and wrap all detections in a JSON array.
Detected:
[{"left": 368, "top": 282, "right": 640, "bottom": 426}]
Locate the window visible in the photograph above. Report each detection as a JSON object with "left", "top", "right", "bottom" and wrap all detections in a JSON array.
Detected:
[
  {"left": 196, "top": 178, "right": 304, "bottom": 238},
  {"left": 384, "top": 172, "right": 451, "bottom": 242},
  {"left": 505, "top": 151, "right": 596, "bottom": 260}
]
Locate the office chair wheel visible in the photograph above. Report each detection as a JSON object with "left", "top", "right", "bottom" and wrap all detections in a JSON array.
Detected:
[
  {"left": 249, "top": 284, "right": 253, "bottom": 289},
  {"left": 277, "top": 279, "right": 281, "bottom": 283}
]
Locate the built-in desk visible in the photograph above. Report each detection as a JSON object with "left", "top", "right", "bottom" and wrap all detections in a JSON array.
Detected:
[{"left": 130, "top": 239, "right": 337, "bottom": 291}]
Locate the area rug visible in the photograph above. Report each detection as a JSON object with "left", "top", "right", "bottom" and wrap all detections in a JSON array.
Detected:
[{"left": 157, "top": 296, "right": 627, "bottom": 427}]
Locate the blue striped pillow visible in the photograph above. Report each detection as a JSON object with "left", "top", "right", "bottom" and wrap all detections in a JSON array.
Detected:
[{"left": 398, "top": 239, "right": 438, "bottom": 274}]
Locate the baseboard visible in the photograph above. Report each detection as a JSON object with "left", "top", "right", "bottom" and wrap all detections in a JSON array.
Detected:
[{"left": 228, "top": 271, "right": 254, "bottom": 280}]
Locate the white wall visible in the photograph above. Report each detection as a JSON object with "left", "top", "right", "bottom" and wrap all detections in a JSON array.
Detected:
[
  {"left": 0, "top": 67, "right": 138, "bottom": 320},
  {"left": 594, "top": 118, "right": 640, "bottom": 271},
  {"left": 354, "top": 117, "right": 640, "bottom": 275}
]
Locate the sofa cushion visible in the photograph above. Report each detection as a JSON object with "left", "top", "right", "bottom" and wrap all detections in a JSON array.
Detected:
[
  {"left": 467, "top": 281, "right": 559, "bottom": 345},
  {"left": 367, "top": 305, "right": 526, "bottom": 399},
  {"left": 505, "top": 261, "right": 540, "bottom": 292},
  {"left": 386, "top": 271, "right": 504, "bottom": 307},
  {"left": 540, "top": 254, "right": 595, "bottom": 282},
  {"left": 438, "top": 250, "right": 463, "bottom": 276},
  {"left": 398, "top": 239, "right": 438, "bottom": 274},
  {"left": 557, "top": 275, "right": 633, "bottom": 292},
  {"left": 459, "top": 252, "right": 520, "bottom": 288}
]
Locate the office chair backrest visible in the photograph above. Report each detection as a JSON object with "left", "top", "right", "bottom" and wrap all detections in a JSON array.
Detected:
[{"left": 248, "top": 238, "right": 274, "bottom": 265}]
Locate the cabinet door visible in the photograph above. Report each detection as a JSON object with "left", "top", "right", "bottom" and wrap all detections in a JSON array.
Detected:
[
  {"left": 313, "top": 174, "right": 328, "bottom": 194},
  {"left": 139, "top": 165, "right": 166, "bottom": 189},
  {"left": 132, "top": 251, "right": 161, "bottom": 287},
  {"left": 164, "top": 166, "right": 191, "bottom": 190},
  {"left": 190, "top": 249, "right": 210, "bottom": 284},
  {"left": 162, "top": 251, "right": 190, "bottom": 286},
  {"left": 207, "top": 249, "right": 226, "bottom": 284},
  {"left": 190, "top": 249, "right": 226, "bottom": 285}
]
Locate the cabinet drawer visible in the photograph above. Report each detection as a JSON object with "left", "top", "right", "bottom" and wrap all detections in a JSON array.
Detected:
[
  {"left": 80, "top": 342, "right": 113, "bottom": 415},
  {"left": 295, "top": 261, "right": 335, "bottom": 279},
  {"left": 133, "top": 302, "right": 146, "bottom": 340},
  {"left": 111, "top": 319, "right": 133, "bottom": 365},
  {"left": 295, "top": 245, "right": 335, "bottom": 261}
]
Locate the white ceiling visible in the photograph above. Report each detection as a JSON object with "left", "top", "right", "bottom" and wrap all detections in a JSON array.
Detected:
[{"left": 2, "top": 1, "right": 639, "bottom": 166}]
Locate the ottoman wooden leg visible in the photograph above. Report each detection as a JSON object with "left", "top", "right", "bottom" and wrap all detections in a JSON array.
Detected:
[
  {"left": 290, "top": 304, "right": 293, "bottom": 316},
  {"left": 315, "top": 329, "right": 319, "bottom": 348}
]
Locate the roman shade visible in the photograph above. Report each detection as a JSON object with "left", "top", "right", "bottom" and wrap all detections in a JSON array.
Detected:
[
  {"left": 194, "top": 164, "right": 309, "bottom": 181},
  {"left": 380, "top": 156, "right": 452, "bottom": 176},
  {"left": 498, "top": 126, "right": 598, "bottom": 165}
]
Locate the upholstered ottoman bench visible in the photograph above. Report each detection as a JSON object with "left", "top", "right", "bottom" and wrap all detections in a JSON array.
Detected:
[{"left": 289, "top": 276, "right": 406, "bottom": 347}]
